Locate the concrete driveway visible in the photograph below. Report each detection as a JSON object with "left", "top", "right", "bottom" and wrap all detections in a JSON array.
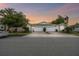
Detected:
[{"left": 24, "top": 32, "right": 78, "bottom": 37}]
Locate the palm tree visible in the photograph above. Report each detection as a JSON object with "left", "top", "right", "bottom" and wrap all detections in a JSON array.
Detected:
[{"left": 64, "top": 16, "right": 69, "bottom": 26}]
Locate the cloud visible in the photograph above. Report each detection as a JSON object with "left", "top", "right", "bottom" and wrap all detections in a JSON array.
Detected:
[
  {"left": 23, "top": 3, "right": 79, "bottom": 24},
  {"left": 0, "top": 3, "right": 7, "bottom": 9},
  {"left": 50, "top": 4, "right": 79, "bottom": 17},
  {"left": 26, "top": 10, "right": 54, "bottom": 24},
  {"left": 26, "top": 3, "right": 79, "bottom": 24},
  {"left": 49, "top": 3, "right": 79, "bottom": 25},
  {"left": 27, "top": 14, "right": 53, "bottom": 24}
]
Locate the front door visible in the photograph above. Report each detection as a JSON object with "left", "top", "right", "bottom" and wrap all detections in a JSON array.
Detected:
[{"left": 43, "top": 27, "right": 46, "bottom": 32}]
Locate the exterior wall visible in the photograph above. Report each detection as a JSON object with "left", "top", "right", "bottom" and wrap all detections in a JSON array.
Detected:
[
  {"left": 31, "top": 25, "right": 65, "bottom": 32},
  {"left": 73, "top": 28, "right": 79, "bottom": 32},
  {"left": 73, "top": 25, "right": 79, "bottom": 32},
  {"left": 27, "top": 24, "right": 32, "bottom": 32},
  {"left": 59, "top": 25, "right": 65, "bottom": 31},
  {"left": 9, "top": 27, "right": 25, "bottom": 32},
  {"left": 46, "top": 26, "right": 58, "bottom": 32},
  {"left": 28, "top": 24, "right": 65, "bottom": 32},
  {"left": 32, "top": 26, "right": 43, "bottom": 32}
]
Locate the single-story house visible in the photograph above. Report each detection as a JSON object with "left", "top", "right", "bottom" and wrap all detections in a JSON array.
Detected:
[
  {"left": 28, "top": 22, "right": 66, "bottom": 32},
  {"left": 0, "top": 22, "right": 66, "bottom": 32},
  {"left": 73, "top": 24, "right": 79, "bottom": 32}
]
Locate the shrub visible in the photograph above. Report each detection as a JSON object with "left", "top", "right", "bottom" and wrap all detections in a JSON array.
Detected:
[
  {"left": 63, "top": 27, "right": 73, "bottom": 33},
  {"left": 23, "top": 27, "right": 30, "bottom": 32}
]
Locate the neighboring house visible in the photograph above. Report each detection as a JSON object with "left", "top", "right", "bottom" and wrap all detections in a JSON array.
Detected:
[
  {"left": 73, "top": 24, "right": 79, "bottom": 32},
  {"left": 28, "top": 22, "right": 66, "bottom": 32},
  {"left": 74, "top": 28, "right": 79, "bottom": 32}
]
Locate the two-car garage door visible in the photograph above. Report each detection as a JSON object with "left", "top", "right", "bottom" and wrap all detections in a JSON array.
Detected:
[
  {"left": 46, "top": 27, "right": 58, "bottom": 32},
  {"left": 32, "top": 26, "right": 58, "bottom": 32},
  {"left": 32, "top": 27, "right": 43, "bottom": 32}
]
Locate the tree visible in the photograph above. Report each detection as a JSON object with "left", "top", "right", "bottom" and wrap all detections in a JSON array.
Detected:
[
  {"left": 63, "top": 23, "right": 77, "bottom": 33},
  {"left": 0, "top": 8, "right": 28, "bottom": 32},
  {"left": 64, "top": 16, "right": 69, "bottom": 25},
  {"left": 0, "top": 8, "right": 16, "bottom": 31},
  {"left": 51, "top": 15, "right": 65, "bottom": 31},
  {"left": 51, "top": 15, "right": 65, "bottom": 24},
  {"left": 64, "top": 27, "right": 73, "bottom": 33},
  {"left": 11, "top": 12, "right": 27, "bottom": 32}
]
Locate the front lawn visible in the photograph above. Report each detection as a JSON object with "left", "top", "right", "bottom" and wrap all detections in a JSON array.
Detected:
[
  {"left": 61, "top": 31, "right": 79, "bottom": 36},
  {"left": 9, "top": 32, "right": 31, "bottom": 36},
  {"left": 71, "top": 32, "right": 79, "bottom": 36}
]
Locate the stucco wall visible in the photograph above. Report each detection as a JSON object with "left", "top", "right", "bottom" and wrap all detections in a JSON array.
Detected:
[{"left": 31, "top": 25, "right": 65, "bottom": 32}]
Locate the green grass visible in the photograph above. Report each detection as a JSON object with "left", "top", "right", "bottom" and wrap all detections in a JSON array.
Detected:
[
  {"left": 71, "top": 32, "right": 79, "bottom": 36},
  {"left": 9, "top": 32, "right": 31, "bottom": 36},
  {"left": 61, "top": 31, "right": 79, "bottom": 36}
]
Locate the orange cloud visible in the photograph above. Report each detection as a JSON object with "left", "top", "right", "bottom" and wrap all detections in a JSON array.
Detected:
[
  {"left": 68, "top": 17, "right": 79, "bottom": 26},
  {"left": 25, "top": 4, "right": 79, "bottom": 25},
  {"left": 0, "top": 3, "right": 7, "bottom": 8},
  {"left": 26, "top": 11, "right": 54, "bottom": 24}
]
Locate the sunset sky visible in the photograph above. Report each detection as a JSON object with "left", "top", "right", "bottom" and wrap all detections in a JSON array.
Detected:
[{"left": 0, "top": 3, "right": 79, "bottom": 25}]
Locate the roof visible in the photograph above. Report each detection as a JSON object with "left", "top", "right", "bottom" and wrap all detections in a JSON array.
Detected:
[{"left": 30, "top": 22, "right": 65, "bottom": 26}]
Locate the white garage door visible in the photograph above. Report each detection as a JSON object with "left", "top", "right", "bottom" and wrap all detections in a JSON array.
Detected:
[
  {"left": 32, "top": 27, "right": 43, "bottom": 32},
  {"left": 46, "top": 27, "right": 57, "bottom": 32}
]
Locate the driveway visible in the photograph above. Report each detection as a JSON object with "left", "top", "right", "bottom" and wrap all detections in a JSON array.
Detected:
[{"left": 24, "top": 32, "right": 78, "bottom": 37}]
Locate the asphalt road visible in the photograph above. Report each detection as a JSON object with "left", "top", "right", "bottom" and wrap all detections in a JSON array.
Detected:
[{"left": 0, "top": 36, "right": 79, "bottom": 56}]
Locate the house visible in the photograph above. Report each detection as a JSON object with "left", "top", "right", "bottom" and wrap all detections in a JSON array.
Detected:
[
  {"left": 73, "top": 24, "right": 79, "bottom": 32},
  {"left": 0, "top": 22, "right": 66, "bottom": 32},
  {"left": 28, "top": 22, "right": 66, "bottom": 32}
]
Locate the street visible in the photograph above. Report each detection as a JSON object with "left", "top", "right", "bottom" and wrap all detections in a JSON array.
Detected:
[{"left": 0, "top": 36, "right": 79, "bottom": 56}]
